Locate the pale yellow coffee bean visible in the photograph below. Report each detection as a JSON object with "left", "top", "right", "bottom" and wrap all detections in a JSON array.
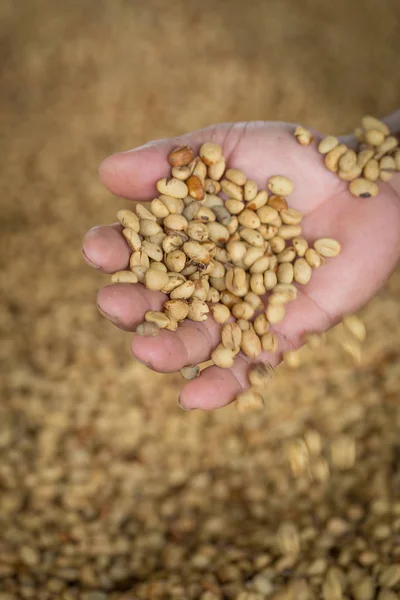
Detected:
[
  {"left": 280, "top": 208, "right": 303, "bottom": 225},
  {"left": 379, "top": 565, "right": 400, "bottom": 588},
  {"left": 220, "top": 179, "right": 243, "bottom": 201},
  {"left": 305, "top": 248, "right": 323, "bottom": 268},
  {"left": 254, "top": 313, "right": 270, "bottom": 336},
  {"left": 185, "top": 221, "right": 209, "bottom": 242},
  {"left": 209, "top": 276, "right": 226, "bottom": 291},
  {"left": 220, "top": 290, "right": 241, "bottom": 308},
  {"left": 267, "top": 175, "right": 294, "bottom": 196},
  {"left": 363, "top": 159, "right": 380, "bottom": 181},
  {"left": 192, "top": 158, "right": 207, "bottom": 184},
  {"left": 277, "top": 246, "right": 296, "bottom": 263},
  {"left": 139, "top": 219, "right": 162, "bottom": 236},
  {"left": 221, "top": 322, "right": 242, "bottom": 353},
  {"left": 338, "top": 149, "right": 357, "bottom": 173},
  {"left": 203, "top": 178, "right": 220, "bottom": 194},
  {"left": 375, "top": 135, "right": 398, "bottom": 158},
  {"left": 207, "top": 222, "right": 230, "bottom": 244},
  {"left": 284, "top": 350, "right": 301, "bottom": 369},
  {"left": 150, "top": 198, "right": 170, "bottom": 219},
  {"left": 183, "top": 241, "right": 211, "bottom": 266},
  {"left": 244, "top": 292, "right": 263, "bottom": 310},
  {"left": 162, "top": 234, "right": 183, "bottom": 254},
  {"left": 244, "top": 179, "right": 258, "bottom": 201},
  {"left": 305, "top": 331, "right": 326, "bottom": 349},
  {"left": 165, "top": 250, "right": 186, "bottom": 272},
  {"left": 357, "top": 148, "right": 375, "bottom": 169},
  {"left": 238, "top": 209, "right": 261, "bottom": 229},
  {"left": 145, "top": 311, "right": 171, "bottom": 329},
  {"left": 130, "top": 249, "right": 150, "bottom": 269},
  {"left": 248, "top": 362, "right": 275, "bottom": 387},
  {"left": 236, "top": 389, "right": 264, "bottom": 414},
  {"left": 136, "top": 321, "right": 160, "bottom": 336},
  {"left": 354, "top": 127, "right": 365, "bottom": 142},
  {"left": 111, "top": 270, "right": 139, "bottom": 284},
  {"left": 269, "top": 235, "right": 286, "bottom": 254},
  {"left": 225, "top": 199, "right": 245, "bottom": 215},
  {"left": 294, "top": 258, "right": 312, "bottom": 285},
  {"left": 250, "top": 273, "right": 266, "bottom": 295},
  {"left": 318, "top": 135, "right": 339, "bottom": 154},
  {"left": 147, "top": 231, "right": 166, "bottom": 246},
  {"left": 164, "top": 299, "right": 189, "bottom": 322},
  {"left": 236, "top": 319, "right": 250, "bottom": 331},
  {"left": 264, "top": 270, "right": 278, "bottom": 290},
  {"left": 151, "top": 261, "right": 167, "bottom": 272},
  {"left": 380, "top": 170, "right": 394, "bottom": 182},
  {"left": 163, "top": 214, "right": 188, "bottom": 231},
  {"left": 246, "top": 190, "right": 268, "bottom": 211},
  {"left": 243, "top": 247, "right": 265, "bottom": 267},
  {"left": 361, "top": 115, "right": 390, "bottom": 135},
  {"left": 293, "top": 236, "right": 308, "bottom": 257},
  {"left": 144, "top": 269, "right": 169, "bottom": 291},
  {"left": 249, "top": 256, "right": 270, "bottom": 274},
  {"left": 380, "top": 155, "right": 396, "bottom": 173},
  {"left": 273, "top": 283, "right": 297, "bottom": 298},
  {"left": 199, "top": 142, "right": 223, "bottom": 166},
  {"left": 187, "top": 298, "right": 209, "bottom": 322},
  {"left": 141, "top": 241, "right": 163, "bottom": 261},
  {"left": 159, "top": 194, "right": 184, "bottom": 214},
  {"left": 117, "top": 209, "right": 140, "bottom": 232},
  {"left": 225, "top": 267, "right": 248, "bottom": 297},
  {"left": 161, "top": 273, "right": 186, "bottom": 293},
  {"left": 180, "top": 365, "right": 200, "bottom": 380},
  {"left": 314, "top": 238, "right": 341, "bottom": 257},
  {"left": 343, "top": 314, "right": 366, "bottom": 342},
  {"left": 269, "top": 290, "right": 296, "bottom": 305},
  {"left": 277, "top": 263, "right": 294, "bottom": 284},
  {"left": 207, "top": 156, "right": 226, "bottom": 180},
  {"left": 325, "top": 144, "right": 347, "bottom": 172},
  {"left": 171, "top": 165, "right": 191, "bottom": 181},
  {"left": 261, "top": 331, "right": 278, "bottom": 352},
  {"left": 364, "top": 128, "right": 385, "bottom": 146},
  {"left": 170, "top": 280, "right": 195, "bottom": 300},
  {"left": 209, "top": 303, "right": 230, "bottom": 324},
  {"left": 122, "top": 228, "right": 142, "bottom": 251},
  {"left": 232, "top": 301, "right": 255, "bottom": 321},
  {"left": 240, "top": 228, "right": 264, "bottom": 247},
  {"left": 227, "top": 240, "right": 247, "bottom": 263},
  {"left": 269, "top": 215, "right": 283, "bottom": 228},
  {"left": 192, "top": 276, "right": 210, "bottom": 301},
  {"left": 338, "top": 165, "right": 362, "bottom": 181},
  {"left": 211, "top": 345, "right": 235, "bottom": 368},
  {"left": 196, "top": 206, "right": 217, "bottom": 223},
  {"left": 207, "top": 287, "right": 221, "bottom": 303},
  {"left": 225, "top": 168, "right": 246, "bottom": 186},
  {"left": 258, "top": 224, "right": 278, "bottom": 240},
  {"left": 268, "top": 254, "right": 278, "bottom": 270},
  {"left": 257, "top": 205, "right": 279, "bottom": 224},
  {"left": 266, "top": 303, "right": 285, "bottom": 324},
  {"left": 210, "top": 260, "right": 225, "bottom": 279},
  {"left": 279, "top": 225, "right": 302, "bottom": 240},
  {"left": 156, "top": 177, "right": 188, "bottom": 199},
  {"left": 136, "top": 204, "right": 156, "bottom": 221},
  {"left": 241, "top": 327, "right": 262, "bottom": 358},
  {"left": 294, "top": 126, "right": 314, "bottom": 146},
  {"left": 226, "top": 216, "right": 238, "bottom": 235}
]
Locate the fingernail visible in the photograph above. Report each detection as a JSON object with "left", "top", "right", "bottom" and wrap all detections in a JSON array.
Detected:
[
  {"left": 178, "top": 397, "right": 196, "bottom": 411},
  {"left": 97, "top": 304, "right": 120, "bottom": 325},
  {"left": 82, "top": 248, "right": 101, "bottom": 269}
]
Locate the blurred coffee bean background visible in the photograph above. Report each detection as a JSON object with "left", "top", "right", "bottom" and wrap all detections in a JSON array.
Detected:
[{"left": 1, "top": 1, "right": 400, "bottom": 598}]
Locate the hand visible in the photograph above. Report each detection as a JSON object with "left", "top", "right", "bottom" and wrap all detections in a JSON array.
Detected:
[{"left": 82, "top": 122, "right": 400, "bottom": 410}]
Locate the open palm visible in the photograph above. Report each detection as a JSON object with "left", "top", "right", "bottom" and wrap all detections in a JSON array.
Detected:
[{"left": 82, "top": 122, "right": 400, "bottom": 410}]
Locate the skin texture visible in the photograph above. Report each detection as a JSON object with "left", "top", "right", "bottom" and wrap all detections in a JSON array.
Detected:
[{"left": 82, "top": 121, "right": 400, "bottom": 410}]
